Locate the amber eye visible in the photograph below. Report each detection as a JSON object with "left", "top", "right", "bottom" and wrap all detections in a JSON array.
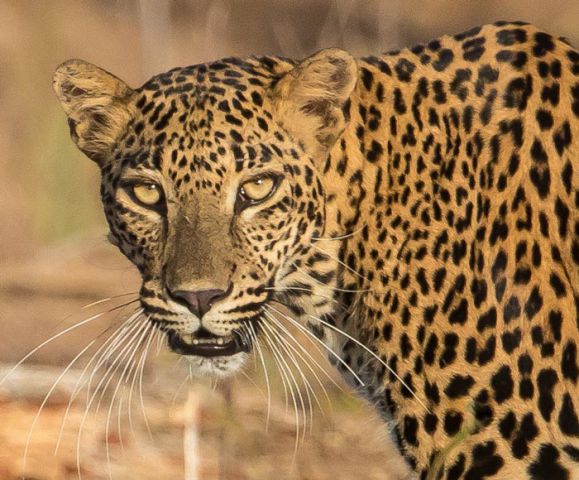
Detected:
[
  {"left": 132, "top": 183, "right": 162, "bottom": 207},
  {"left": 239, "top": 176, "right": 276, "bottom": 202}
]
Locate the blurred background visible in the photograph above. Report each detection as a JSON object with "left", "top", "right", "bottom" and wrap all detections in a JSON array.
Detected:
[{"left": 0, "top": 1, "right": 578, "bottom": 479}]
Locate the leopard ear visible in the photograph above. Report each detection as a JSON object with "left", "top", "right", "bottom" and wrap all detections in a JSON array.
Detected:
[
  {"left": 53, "top": 59, "right": 136, "bottom": 165},
  {"left": 272, "top": 48, "right": 357, "bottom": 156}
]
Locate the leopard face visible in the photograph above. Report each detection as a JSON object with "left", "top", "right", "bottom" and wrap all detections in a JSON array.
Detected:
[{"left": 53, "top": 51, "right": 357, "bottom": 376}]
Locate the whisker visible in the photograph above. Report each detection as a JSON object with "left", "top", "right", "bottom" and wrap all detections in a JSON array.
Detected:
[
  {"left": 307, "top": 312, "right": 430, "bottom": 413},
  {"left": 137, "top": 321, "right": 156, "bottom": 440},
  {"left": 0, "top": 299, "right": 139, "bottom": 389},
  {"left": 263, "top": 286, "right": 346, "bottom": 310},
  {"left": 76, "top": 315, "right": 147, "bottom": 478},
  {"left": 23, "top": 339, "right": 96, "bottom": 472},
  {"left": 260, "top": 322, "right": 302, "bottom": 461},
  {"left": 265, "top": 304, "right": 365, "bottom": 387},
  {"left": 104, "top": 322, "right": 153, "bottom": 479},
  {"left": 311, "top": 224, "right": 366, "bottom": 242},
  {"left": 54, "top": 310, "right": 143, "bottom": 454},
  {"left": 262, "top": 317, "right": 318, "bottom": 436},
  {"left": 310, "top": 243, "right": 371, "bottom": 283},
  {"left": 249, "top": 322, "right": 272, "bottom": 429},
  {"left": 84, "top": 311, "right": 145, "bottom": 407},
  {"left": 293, "top": 264, "right": 373, "bottom": 294},
  {"left": 263, "top": 310, "right": 337, "bottom": 407},
  {"left": 81, "top": 292, "right": 139, "bottom": 310},
  {"left": 126, "top": 322, "right": 156, "bottom": 437}
]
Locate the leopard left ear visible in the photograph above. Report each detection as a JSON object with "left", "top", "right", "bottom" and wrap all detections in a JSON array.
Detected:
[
  {"left": 271, "top": 48, "right": 357, "bottom": 156},
  {"left": 53, "top": 59, "right": 136, "bottom": 166}
]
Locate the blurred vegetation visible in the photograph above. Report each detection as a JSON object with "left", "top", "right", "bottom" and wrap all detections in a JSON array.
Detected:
[{"left": 1, "top": 0, "right": 578, "bottom": 256}]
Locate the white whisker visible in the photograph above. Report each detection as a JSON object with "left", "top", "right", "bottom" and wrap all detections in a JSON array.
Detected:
[
  {"left": 265, "top": 304, "right": 365, "bottom": 387},
  {"left": 308, "top": 312, "right": 430, "bottom": 413},
  {"left": 23, "top": 339, "right": 96, "bottom": 472}
]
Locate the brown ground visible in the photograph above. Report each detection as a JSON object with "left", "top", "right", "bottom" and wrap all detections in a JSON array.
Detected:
[{"left": 0, "top": 239, "right": 410, "bottom": 480}]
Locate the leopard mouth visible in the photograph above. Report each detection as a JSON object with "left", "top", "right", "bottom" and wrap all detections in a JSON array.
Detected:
[{"left": 166, "top": 328, "right": 252, "bottom": 357}]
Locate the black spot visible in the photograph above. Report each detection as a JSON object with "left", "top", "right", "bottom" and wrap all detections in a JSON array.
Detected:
[
  {"left": 463, "top": 37, "right": 486, "bottom": 62},
  {"left": 433, "top": 48, "right": 454, "bottom": 72},
  {"left": 519, "top": 378, "right": 534, "bottom": 400},
  {"left": 533, "top": 32, "right": 556, "bottom": 57},
  {"left": 558, "top": 393, "right": 579, "bottom": 436},
  {"left": 497, "top": 28, "right": 527, "bottom": 46},
  {"left": 424, "top": 334, "right": 438, "bottom": 365},
  {"left": 502, "top": 328, "right": 522, "bottom": 354},
  {"left": 503, "top": 296, "right": 521, "bottom": 324},
  {"left": 395, "top": 58, "right": 416, "bottom": 82},
  {"left": 524, "top": 286, "right": 543, "bottom": 320},
  {"left": 537, "top": 368, "right": 558, "bottom": 422},
  {"left": 499, "top": 411, "right": 517, "bottom": 439},
  {"left": 424, "top": 381, "right": 440, "bottom": 405},
  {"left": 531, "top": 138, "right": 548, "bottom": 163},
  {"left": 471, "top": 278, "right": 488, "bottom": 308},
  {"left": 491, "top": 249, "right": 508, "bottom": 282},
  {"left": 400, "top": 333, "right": 413, "bottom": 359},
  {"left": 478, "top": 336, "right": 497, "bottom": 366},
  {"left": 528, "top": 443, "right": 569, "bottom": 480},
  {"left": 446, "top": 454, "right": 466, "bottom": 480},
  {"left": 445, "top": 374, "right": 475, "bottom": 398},
  {"left": 561, "top": 341, "right": 578, "bottom": 383},
  {"left": 366, "top": 140, "right": 384, "bottom": 163},
  {"left": 514, "top": 267, "right": 532, "bottom": 285},
  {"left": 491, "top": 365, "right": 514, "bottom": 403},
  {"left": 403, "top": 415, "right": 419, "bottom": 446},
  {"left": 465, "top": 441, "right": 504, "bottom": 479},
  {"left": 382, "top": 322, "right": 393, "bottom": 341},
  {"left": 554, "top": 197, "right": 570, "bottom": 239},
  {"left": 549, "top": 272, "right": 566, "bottom": 298},
  {"left": 423, "top": 413, "right": 438, "bottom": 434},
  {"left": 535, "top": 109, "right": 554, "bottom": 130},
  {"left": 449, "top": 298, "right": 468, "bottom": 325},
  {"left": 552, "top": 122, "right": 572, "bottom": 159},
  {"left": 563, "top": 445, "right": 579, "bottom": 462},
  {"left": 439, "top": 333, "right": 459, "bottom": 368},
  {"left": 360, "top": 67, "right": 374, "bottom": 90},
  {"left": 512, "top": 413, "right": 539, "bottom": 459},
  {"left": 477, "top": 307, "right": 497, "bottom": 332},
  {"left": 542, "top": 83, "right": 561, "bottom": 107},
  {"left": 465, "top": 337, "right": 477, "bottom": 363},
  {"left": 454, "top": 26, "right": 482, "bottom": 41},
  {"left": 504, "top": 75, "right": 533, "bottom": 111},
  {"left": 444, "top": 410, "right": 463, "bottom": 436}
]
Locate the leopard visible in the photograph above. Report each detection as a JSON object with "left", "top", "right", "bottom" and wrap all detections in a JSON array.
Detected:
[{"left": 52, "top": 21, "right": 578, "bottom": 480}]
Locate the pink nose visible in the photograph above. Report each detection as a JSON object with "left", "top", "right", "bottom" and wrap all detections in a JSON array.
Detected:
[{"left": 168, "top": 288, "right": 226, "bottom": 318}]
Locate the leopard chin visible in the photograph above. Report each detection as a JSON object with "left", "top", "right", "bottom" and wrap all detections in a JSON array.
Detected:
[{"left": 183, "top": 351, "right": 249, "bottom": 378}]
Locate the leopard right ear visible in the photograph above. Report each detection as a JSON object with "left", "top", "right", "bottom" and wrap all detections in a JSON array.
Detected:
[{"left": 53, "top": 59, "right": 136, "bottom": 165}]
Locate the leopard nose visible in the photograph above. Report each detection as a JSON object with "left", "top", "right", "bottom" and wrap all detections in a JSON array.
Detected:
[{"left": 168, "top": 288, "right": 227, "bottom": 318}]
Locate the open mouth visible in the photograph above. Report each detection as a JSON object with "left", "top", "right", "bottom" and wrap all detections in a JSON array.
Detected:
[{"left": 167, "top": 328, "right": 251, "bottom": 357}]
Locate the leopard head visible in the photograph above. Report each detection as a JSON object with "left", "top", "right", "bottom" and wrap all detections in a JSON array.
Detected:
[{"left": 53, "top": 50, "right": 357, "bottom": 376}]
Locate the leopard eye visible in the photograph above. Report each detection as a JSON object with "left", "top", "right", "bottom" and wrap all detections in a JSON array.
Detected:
[
  {"left": 239, "top": 176, "right": 276, "bottom": 202},
  {"left": 132, "top": 183, "right": 162, "bottom": 207}
]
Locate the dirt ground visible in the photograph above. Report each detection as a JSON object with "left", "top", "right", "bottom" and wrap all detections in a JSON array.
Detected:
[{"left": 0, "top": 239, "right": 410, "bottom": 480}]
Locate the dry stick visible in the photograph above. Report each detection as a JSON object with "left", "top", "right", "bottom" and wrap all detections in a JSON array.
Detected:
[{"left": 184, "top": 387, "right": 201, "bottom": 480}]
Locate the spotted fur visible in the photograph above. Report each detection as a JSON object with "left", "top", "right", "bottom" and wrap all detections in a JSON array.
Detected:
[{"left": 54, "top": 22, "right": 578, "bottom": 479}]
